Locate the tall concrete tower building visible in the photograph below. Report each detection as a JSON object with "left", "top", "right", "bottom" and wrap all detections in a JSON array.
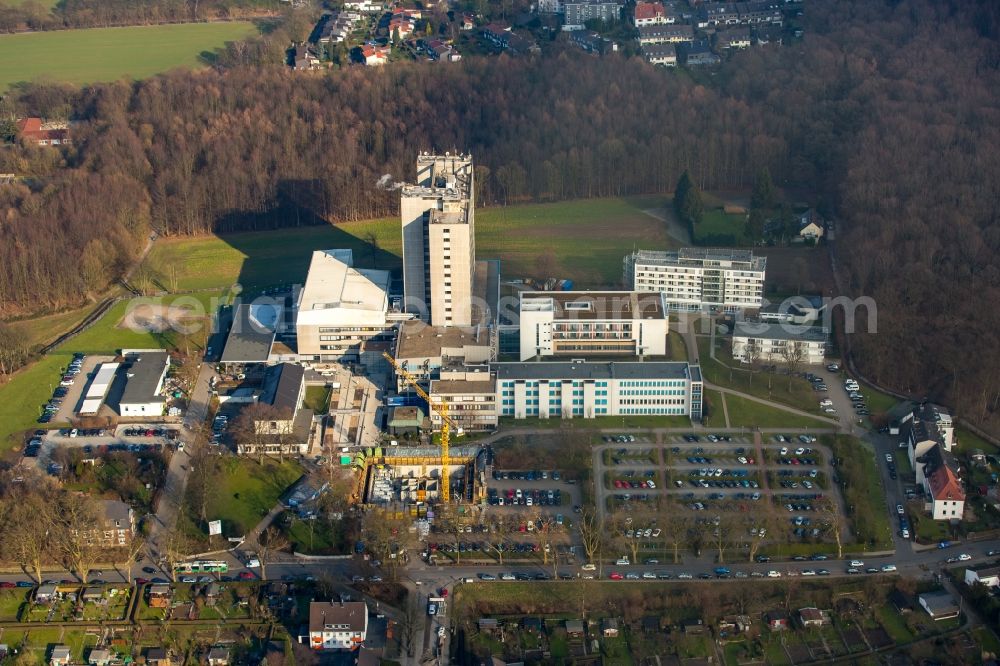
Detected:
[{"left": 400, "top": 152, "right": 476, "bottom": 326}]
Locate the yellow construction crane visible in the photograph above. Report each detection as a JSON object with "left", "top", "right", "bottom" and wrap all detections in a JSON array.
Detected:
[{"left": 383, "top": 352, "right": 463, "bottom": 503}]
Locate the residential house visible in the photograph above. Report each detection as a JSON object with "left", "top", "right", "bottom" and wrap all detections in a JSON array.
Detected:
[
  {"left": 344, "top": 0, "right": 380, "bottom": 12},
  {"left": 641, "top": 616, "right": 661, "bottom": 634},
  {"left": 146, "top": 648, "right": 172, "bottom": 666},
  {"left": 763, "top": 610, "right": 790, "bottom": 631},
  {"left": 82, "top": 587, "right": 105, "bottom": 604},
  {"left": 88, "top": 649, "right": 112, "bottom": 666},
  {"left": 918, "top": 591, "right": 960, "bottom": 621},
  {"left": 240, "top": 362, "right": 312, "bottom": 457},
  {"left": 460, "top": 13, "right": 475, "bottom": 29},
  {"left": 507, "top": 31, "right": 540, "bottom": 55},
  {"left": 642, "top": 42, "right": 677, "bottom": 65},
  {"left": 522, "top": 617, "right": 542, "bottom": 632},
  {"left": 482, "top": 23, "right": 512, "bottom": 48},
  {"left": 601, "top": 617, "right": 620, "bottom": 637},
  {"left": 293, "top": 44, "right": 322, "bottom": 70},
  {"left": 797, "top": 209, "right": 825, "bottom": 239},
  {"left": 681, "top": 618, "right": 705, "bottom": 635},
  {"left": 360, "top": 44, "right": 390, "bottom": 65},
  {"left": 928, "top": 464, "right": 965, "bottom": 520},
  {"left": 148, "top": 584, "right": 173, "bottom": 608},
  {"left": 798, "top": 608, "right": 831, "bottom": 628},
  {"left": 206, "top": 648, "right": 230, "bottom": 666},
  {"left": 308, "top": 601, "right": 368, "bottom": 650},
  {"left": 426, "top": 39, "right": 461, "bottom": 62},
  {"left": 684, "top": 40, "right": 721, "bottom": 65},
  {"left": 965, "top": 565, "right": 1000, "bottom": 589},
  {"left": 754, "top": 24, "right": 782, "bottom": 44},
  {"left": 50, "top": 646, "right": 71, "bottom": 666},
  {"left": 637, "top": 23, "right": 693, "bottom": 44},
  {"left": 17, "top": 118, "right": 70, "bottom": 146},
  {"left": 570, "top": 30, "right": 608, "bottom": 54},
  {"left": 205, "top": 582, "right": 221, "bottom": 604},
  {"left": 35, "top": 583, "right": 59, "bottom": 604},
  {"left": 716, "top": 26, "right": 751, "bottom": 49},
  {"left": 717, "top": 615, "right": 752, "bottom": 637},
  {"left": 634, "top": 1, "right": 668, "bottom": 26},
  {"left": 477, "top": 618, "right": 500, "bottom": 634},
  {"left": 905, "top": 403, "right": 963, "bottom": 520},
  {"left": 565, "top": 619, "right": 585, "bottom": 637},
  {"left": 697, "top": 1, "right": 740, "bottom": 27},
  {"left": 92, "top": 499, "right": 135, "bottom": 547},
  {"left": 738, "top": 0, "right": 783, "bottom": 25}
]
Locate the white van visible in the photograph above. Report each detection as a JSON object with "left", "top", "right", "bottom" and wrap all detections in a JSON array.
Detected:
[
  {"left": 615, "top": 557, "right": 630, "bottom": 566},
  {"left": 581, "top": 563, "right": 596, "bottom": 571},
  {"left": 245, "top": 554, "right": 261, "bottom": 568}
]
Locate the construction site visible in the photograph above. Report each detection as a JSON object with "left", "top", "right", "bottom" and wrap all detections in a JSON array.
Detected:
[{"left": 353, "top": 444, "right": 491, "bottom": 515}]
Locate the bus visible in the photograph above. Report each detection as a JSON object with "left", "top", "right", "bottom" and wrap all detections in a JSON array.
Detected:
[{"left": 174, "top": 560, "right": 229, "bottom": 574}]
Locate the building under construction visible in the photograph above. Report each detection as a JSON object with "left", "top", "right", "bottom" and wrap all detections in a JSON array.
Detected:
[{"left": 355, "top": 444, "right": 491, "bottom": 512}]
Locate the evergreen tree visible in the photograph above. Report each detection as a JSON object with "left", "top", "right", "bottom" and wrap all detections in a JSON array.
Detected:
[
  {"left": 745, "top": 208, "right": 765, "bottom": 242},
  {"left": 679, "top": 176, "right": 703, "bottom": 225},
  {"left": 392, "top": 27, "right": 401, "bottom": 46},
  {"left": 673, "top": 170, "right": 692, "bottom": 220},
  {"left": 751, "top": 167, "right": 775, "bottom": 210}
]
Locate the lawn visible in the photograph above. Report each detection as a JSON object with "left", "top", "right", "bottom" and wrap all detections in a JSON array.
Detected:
[
  {"left": 692, "top": 208, "right": 747, "bottom": 246},
  {"left": 667, "top": 330, "right": 688, "bottom": 362},
  {"left": 724, "top": 393, "right": 829, "bottom": 429},
  {"left": 9, "top": 305, "right": 94, "bottom": 350},
  {"left": 303, "top": 386, "right": 331, "bottom": 414},
  {"left": 285, "top": 517, "right": 349, "bottom": 555},
  {"left": 702, "top": 388, "right": 727, "bottom": 428},
  {"left": 192, "top": 457, "right": 304, "bottom": 537},
  {"left": 957, "top": 428, "right": 999, "bottom": 455},
  {"left": 876, "top": 605, "right": 914, "bottom": 644},
  {"left": 696, "top": 335, "right": 829, "bottom": 416},
  {"left": 0, "top": 589, "right": 28, "bottom": 621},
  {"left": 0, "top": 22, "right": 259, "bottom": 89},
  {"left": 141, "top": 197, "right": 674, "bottom": 293},
  {"left": 825, "top": 435, "right": 894, "bottom": 550}
]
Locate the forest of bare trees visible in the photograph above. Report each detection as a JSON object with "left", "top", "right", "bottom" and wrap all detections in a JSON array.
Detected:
[{"left": 1, "top": 0, "right": 999, "bottom": 429}]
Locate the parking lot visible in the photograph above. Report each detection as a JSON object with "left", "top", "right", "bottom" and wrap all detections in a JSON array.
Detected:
[
  {"left": 25, "top": 423, "right": 180, "bottom": 472},
  {"left": 594, "top": 432, "right": 847, "bottom": 557}
]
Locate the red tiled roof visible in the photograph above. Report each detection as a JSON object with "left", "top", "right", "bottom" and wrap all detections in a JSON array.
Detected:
[
  {"left": 16, "top": 117, "right": 68, "bottom": 143},
  {"left": 634, "top": 1, "right": 665, "bottom": 20},
  {"left": 928, "top": 465, "right": 965, "bottom": 502}
]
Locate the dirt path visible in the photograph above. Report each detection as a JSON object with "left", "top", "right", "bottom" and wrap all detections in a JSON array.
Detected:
[{"left": 641, "top": 207, "right": 691, "bottom": 245}]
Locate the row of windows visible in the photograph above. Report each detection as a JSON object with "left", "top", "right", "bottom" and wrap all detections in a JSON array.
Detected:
[
  {"left": 620, "top": 380, "right": 685, "bottom": 387},
  {"left": 621, "top": 389, "right": 686, "bottom": 396}
]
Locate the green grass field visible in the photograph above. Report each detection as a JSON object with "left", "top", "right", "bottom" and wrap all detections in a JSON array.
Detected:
[
  {"left": 303, "top": 385, "right": 331, "bottom": 414},
  {"left": 8, "top": 305, "right": 93, "bottom": 350},
  {"left": 141, "top": 198, "right": 674, "bottom": 293},
  {"left": 0, "top": 22, "right": 259, "bottom": 89},
  {"left": 724, "top": 393, "right": 828, "bottom": 429},
  {"left": 693, "top": 208, "right": 747, "bottom": 246},
  {"left": 199, "top": 457, "right": 304, "bottom": 535},
  {"left": 702, "top": 388, "right": 726, "bottom": 428}
]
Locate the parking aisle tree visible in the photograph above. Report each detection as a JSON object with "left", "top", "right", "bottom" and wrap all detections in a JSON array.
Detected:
[
  {"left": 577, "top": 507, "right": 607, "bottom": 572},
  {"left": 361, "top": 508, "right": 414, "bottom": 580},
  {"left": 534, "top": 513, "right": 563, "bottom": 578},
  {"left": 656, "top": 498, "right": 691, "bottom": 564},
  {"left": 707, "top": 513, "right": 738, "bottom": 564},
  {"left": 486, "top": 514, "right": 514, "bottom": 566},
  {"left": 745, "top": 511, "right": 780, "bottom": 563},
  {"left": 816, "top": 496, "right": 846, "bottom": 560},
  {"left": 256, "top": 526, "right": 288, "bottom": 582}
]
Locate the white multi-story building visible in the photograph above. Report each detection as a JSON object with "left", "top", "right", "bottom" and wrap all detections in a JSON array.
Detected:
[
  {"left": 295, "top": 249, "right": 403, "bottom": 363},
  {"left": 401, "top": 153, "right": 476, "bottom": 327},
  {"left": 731, "top": 322, "right": 828, "bottom": 365},
  {"left": 625, "top": 248, "right": 766, "bottom": 312},
  {"left": 429, "top": 367, "right": 498, "bottom": 432},
  {"left": 518, "top": 291, "right": 669, "bottom": 361},
  {"left": 495, "top": 361, "right": 703, "bottom": 421},
  {"left": 308, "top": 601, "right": 367, "bottom": 650}
]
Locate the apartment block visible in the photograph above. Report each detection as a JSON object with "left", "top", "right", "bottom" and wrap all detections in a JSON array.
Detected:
[
  {"left": 495, "top": 361, "right": 703, "bottom": 421},
  {"left": 518, "top": 291, "right": 668, "bottom": 362},
  {"left": 563, "top": 0, "right": 621, "bottom": 28},
  {"left": 308, "top": 601, "right": 368, "bottom": 650},
  {"left": 731, "top": 321, "right": 828, "bottom": 365},
  {"left": 401, "top": 153, "right": 476, "bottom": 326},
  {"left": 625, "top": 248, "right": 766, "bottom": 312}
]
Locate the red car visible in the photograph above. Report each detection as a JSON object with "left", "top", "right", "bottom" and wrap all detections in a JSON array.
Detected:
[
  {"left": 238, "top": 571, "right": 254, "bottom": 580},
  {"left": 0, "top": 582, "right": 14, "bottom": 588},
  {"left": 608, "top": 572, "right": 624, "bottom": 580},
  {"left": 613, "top": 480, "right": 623, "bottom": 488},
  {"left": 439, "top": 587, "right": 448, "bottom": 598}
]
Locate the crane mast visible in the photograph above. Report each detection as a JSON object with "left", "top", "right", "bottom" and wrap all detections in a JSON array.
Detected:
[{"left": 383, "top": 352, "right": 459, "bottom": 503}]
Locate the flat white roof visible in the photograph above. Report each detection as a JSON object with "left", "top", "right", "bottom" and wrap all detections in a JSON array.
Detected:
[
  {"left": 80, "top": 398, "right": 103, "bottom": 415},
  {"left": 297, "top": 249, "right": 390, "bottom": 326},
  {"left": 85, "top": 363, "right": 120, "bottom": 399}
]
